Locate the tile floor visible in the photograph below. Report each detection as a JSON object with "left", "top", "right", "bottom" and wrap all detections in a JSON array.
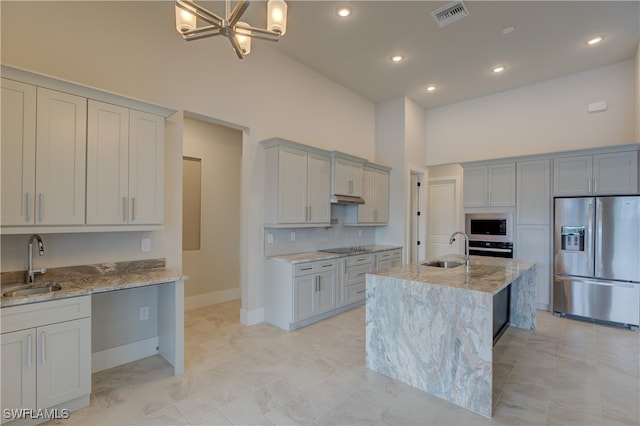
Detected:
[{"left": 52, "top": 300, "right": 639, "bottom": 425}]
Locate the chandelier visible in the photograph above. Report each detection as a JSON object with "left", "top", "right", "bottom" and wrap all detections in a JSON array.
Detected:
[{"left": 175, "top": 0, "right": 288, "bottom": 59}]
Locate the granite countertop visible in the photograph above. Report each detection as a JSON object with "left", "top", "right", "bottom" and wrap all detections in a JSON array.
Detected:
[
  {"left": 370, "top": 254, "right": 535, "bottom": 295},
  {"left": 0, "top": 259, "right": 186, "bottom": 308},
  {"left": 266, "top": 245, "right": 402, "bottom": 263}
]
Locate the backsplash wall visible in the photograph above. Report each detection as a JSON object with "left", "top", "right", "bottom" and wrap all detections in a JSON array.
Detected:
[{"left": 264, "top": 206, "right": 376, "bottom": 256}]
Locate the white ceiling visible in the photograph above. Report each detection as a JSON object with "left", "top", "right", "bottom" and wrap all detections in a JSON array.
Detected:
[{"left": 239, "top": 0, "right": 640, "bottom": 109}]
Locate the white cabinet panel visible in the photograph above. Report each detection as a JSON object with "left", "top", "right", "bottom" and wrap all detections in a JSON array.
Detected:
[
  {"left": 345, "top": 163, "right": 390, "bottom": 226},
  {"left": 87, "top": 101, "right": 130, "bottom": 225},
  {"left": 36, "top": 88, "right": 87, "bottom": 225},
  {"left": 263, "top": 140, "right": 331, "bottom": 227},
  {"left": 517, "top": 224, "right": 551, "bottom": 310},
  {"left": 463, "top": 163, "right": 515, "bottom": 207},
  {"left": 554, "top": 151, "right": 638, "bottom": 196},
  {"left": 1, "top": 79, "right": 37, "bottom": 226},
  {"left": 332, "top": 156, "right": 364, "bottom": 197},
  {"left": 1, "top": 329, "right": 36, "bottom": 422},
  {"left": 517, "top": 160, "right": 551, "bottom": 225},
  {"left": 128, "top": 110, "right": 164, "bottom": 225},
  {"left": 37, "top": 318, "right": 91, "bottom": 410}
]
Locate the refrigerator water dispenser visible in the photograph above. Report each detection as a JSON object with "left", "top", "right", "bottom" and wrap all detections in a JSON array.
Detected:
[{"left": 560, "top": 226, "right": 585, "bottom": 251}]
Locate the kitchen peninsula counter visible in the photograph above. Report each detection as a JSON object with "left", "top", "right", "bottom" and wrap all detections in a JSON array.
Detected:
[
  {"left": 365, "top": 254, "right": 536, "bottom": 418},
  {"left": 266, "top": 245, "right": 402, "bottom": 263}
]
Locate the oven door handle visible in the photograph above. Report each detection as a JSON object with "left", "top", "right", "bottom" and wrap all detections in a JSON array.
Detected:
[{"left": 470, "top": 247, "right": 512, "bottom": 253}]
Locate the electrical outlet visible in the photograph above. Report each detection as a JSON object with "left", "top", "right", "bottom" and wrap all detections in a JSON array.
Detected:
[
  {"left": 358, "top": 230, "right": 363, "bottom": 237},
  {"left": 290, "top": 231, "right": 296, "bottom": 242},
  {"left": 266, "top": 233, "right": 274, "bottom": 244},
  {"left": 141, "top": 238, "right": 151, "bottom": 252},
  {"left": 139, "top": 306, "right": 149, "bottom": 321}
]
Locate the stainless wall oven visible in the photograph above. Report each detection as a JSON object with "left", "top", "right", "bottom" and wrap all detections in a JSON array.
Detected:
[{"left": 465, "top": 213, "right": 514, "bottom": 258}]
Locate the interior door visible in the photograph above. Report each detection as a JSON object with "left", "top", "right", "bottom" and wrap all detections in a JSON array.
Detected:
[{"left": 428, "top": 178, "right": 458, "bottom": 258}]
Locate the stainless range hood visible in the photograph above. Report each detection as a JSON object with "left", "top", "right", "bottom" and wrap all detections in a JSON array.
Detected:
[{"left": 330, "top": 194, "right": 365, "bottom": 205}]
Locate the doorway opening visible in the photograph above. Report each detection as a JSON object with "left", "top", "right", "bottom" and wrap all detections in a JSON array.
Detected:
[{"left": 182, "top": 116, "right": 243, "bottom": 309}]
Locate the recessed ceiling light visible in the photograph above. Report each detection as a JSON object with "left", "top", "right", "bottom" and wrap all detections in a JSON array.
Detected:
[
  {"left": 391, "top": 55, "right": 404, "bottom": 63},
  {"left": 492, "top": 65, "right": 505, "bottom": 74},
  {"left": 502, "top": 26, "right": 515, "bottom": 35},
  {"left": 586, "top": 35, "right": 604, "bottom": 45},
  {"left": 425, "top": 85, "right": 437, "bottom": 92},
  {"left": 337, "top": 6, "right": 352, "bottom": 18}
]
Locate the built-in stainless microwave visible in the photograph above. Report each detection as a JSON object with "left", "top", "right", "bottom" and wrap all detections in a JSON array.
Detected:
[{"left": 465, "top": 213, "right": 513, "bottom": 243}]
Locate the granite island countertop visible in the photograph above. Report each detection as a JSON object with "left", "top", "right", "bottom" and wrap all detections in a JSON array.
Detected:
[
  {"left": 0, "top": 259, "right": 186, "bottom": 308},
  {"left": 370, "top": 253, "right": 534, "bottom": 295},
  {"left": 266, "top": 245, "right": 402, "bottom": 263}
]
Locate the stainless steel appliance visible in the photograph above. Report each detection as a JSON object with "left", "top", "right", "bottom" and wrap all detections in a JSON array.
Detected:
[
  {"left": 554, "top": 196, "right": 640, "bottom": 328},
  {"left": 465, "top": 213, "right": 513, "bottom": 243},
  {"left": 465, "top": 213, "right": 514, "bottom": 258}
]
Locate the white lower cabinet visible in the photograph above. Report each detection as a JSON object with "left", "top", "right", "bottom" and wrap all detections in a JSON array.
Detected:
[
  {"left": 1, "top": 297, "right": 91, "bottom": 424},
  {"left": 343, "top": 254, "right": 374, "bottom": 305},
  {"left": 293, "top": 264, "right": 337, "bottom": 322},
  {"left": 375, "top": 249, "right": 402, "bottom": 271}
]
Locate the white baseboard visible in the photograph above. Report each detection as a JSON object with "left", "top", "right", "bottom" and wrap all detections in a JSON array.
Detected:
[
  {"left": 184, "top": 287, "right": 241, "bottom": 310},
  {"left": 240, "top": 307, "right": 264, "bottom": 325},
  {"left": 92, "top": 337, "right": 159, "bottom": 373}
]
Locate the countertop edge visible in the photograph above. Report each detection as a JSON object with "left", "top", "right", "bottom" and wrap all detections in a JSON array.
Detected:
[{"left": 266, "top": 245, "right": 403, "bottom": 264}]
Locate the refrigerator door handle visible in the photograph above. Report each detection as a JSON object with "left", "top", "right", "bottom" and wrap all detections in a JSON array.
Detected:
[
  {"left": 556, "top": 275, "right": 637, "bottom": 289},
  {"left": 595, "top": 199, "right": 603, "bottom": 276},
  {"left": 587, "top": 200, "right": 595, "bottom": 276}
]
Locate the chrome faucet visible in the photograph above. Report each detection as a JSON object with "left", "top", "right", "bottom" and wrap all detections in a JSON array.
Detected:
[
  {"left": 25, "top": 234, "right": 46, "bottom": 284},
  {"left": 449, "top": 231, "right": 470, "bottom": 268}
]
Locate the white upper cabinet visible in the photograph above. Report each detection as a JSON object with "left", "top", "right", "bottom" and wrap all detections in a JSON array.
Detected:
[
  {"left": 87, "top": 103, "right": 164, "bottom": 225},
  {"left": 345, "top": 163, "right": 390, "bottom": 225},
  {"left": 331, "top": 152, "right": 365, "bottom": 197},
  {"left": 87, "top": 101, "right": 130, "bottom": 225},
  {"left": 36, "top": 88, "right": 87, "bottom": 225},
  {"left": 463, "top": 163, "right": 516, "bottom": 207},
  {"left": 1, "top": 79, "right": 36, "bottom": 226},
  {"left": 263, "top": 139, "right": 331, "bottom": 227},
  {"left": 516, "top": 160, "right": 551, "bottom": 225},
  {"left": 554, "top": 151, "right": 639, "bottom": 196},
  {"left": 2, "top": 83, "right": 87, "bottom": 226},
  {"left": 127, "top": 110, "right": 165, "bottom": 225}
]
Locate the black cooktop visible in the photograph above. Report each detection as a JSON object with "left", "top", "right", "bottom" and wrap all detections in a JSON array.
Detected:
[{"left": 319, "top": 246, "right": 372, "bottom": 254}]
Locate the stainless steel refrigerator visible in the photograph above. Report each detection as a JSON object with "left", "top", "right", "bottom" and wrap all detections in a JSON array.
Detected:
[{"left": 554, "top": 196, "right": 640, "bottom": 328}]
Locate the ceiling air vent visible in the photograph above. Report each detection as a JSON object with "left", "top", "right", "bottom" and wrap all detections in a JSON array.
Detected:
[{"left": 431, "top": 1, "right": 470, "bottom": 27}]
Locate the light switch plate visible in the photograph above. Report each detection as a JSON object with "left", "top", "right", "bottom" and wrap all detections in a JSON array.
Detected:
[{"left": 290, "top": 231, "right": 296, "bottom": 242}]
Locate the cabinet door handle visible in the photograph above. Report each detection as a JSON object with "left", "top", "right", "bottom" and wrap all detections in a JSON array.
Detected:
[
  {"left": 588, "top": 178, "right": 592, "bottom": 193},
  {"left": 26, "top": 192, "right": 31, "bottom": 222},
  {"left": 594, "top": 178, "right": 597, "bottom": 194},
  {"left": 40, "top": 331, "right": 46, "bottom": 364},
  {"left": 349, "top": 180, "right": 353, "bottom": 194},
  {"left": 123, "top": 197, "right": 128, "bottom": 223},
  {"left": 130, "top": 197, "right": 136, "bottom": 222},
  {"left": 356, "top": 289, "right": 365, "bottom": 295},
  {"left": 38, "top": 193, "right": 44, "bottom": 222},
  {"left": 26, "top": 334, "right": 32, "bottom": 367},
  {"left": 307, "top": 206, "right": 311, "bottom": 221}
]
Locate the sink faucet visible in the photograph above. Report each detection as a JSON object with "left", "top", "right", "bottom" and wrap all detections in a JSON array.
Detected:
[
  {"left": 449, "top": 231, "right": 470, "bottom": 268},
  {"left": 25, "top": 234, "right": 46, "bottom": 284}
]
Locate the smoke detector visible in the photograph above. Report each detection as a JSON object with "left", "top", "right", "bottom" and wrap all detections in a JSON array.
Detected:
[{"left": 431, "top": 1, "right": 470, "bottom": 27}]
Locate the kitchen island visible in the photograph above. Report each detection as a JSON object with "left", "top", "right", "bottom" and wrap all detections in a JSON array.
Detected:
[{"left": 365, "top": 254, "right": 536, "bottom": 418}]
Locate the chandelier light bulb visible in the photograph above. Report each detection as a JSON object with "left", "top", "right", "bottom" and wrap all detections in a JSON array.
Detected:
[
  {"left": 235, "top": 22, "right": 252, "bottom": 55},
  {"left": 175, "top": 5, "right": 196, "bottom": 33},
  {"left": 268, "top": 0, "right": 288, "bottom": 35}
]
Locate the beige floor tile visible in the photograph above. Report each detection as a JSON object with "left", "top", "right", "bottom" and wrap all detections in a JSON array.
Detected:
[{"left": 44, "top": 300, "right": 640, "bottom": 426}]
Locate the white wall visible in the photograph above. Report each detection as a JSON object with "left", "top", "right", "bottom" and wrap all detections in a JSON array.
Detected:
[
  {"left": 636, "top": 42, "right": 640, "bottom": 141},
  {"left": 425, "top": 60, "right": 637, "bottom": 165},
  {"left": 374, "top": 97, "right": 426, "bottom": 260},
  {"left": 182, "top": 118, "right": 242, "bottom": 306},
  {"left": 0, "top": 1, "right": 376, "bottom": 324}
]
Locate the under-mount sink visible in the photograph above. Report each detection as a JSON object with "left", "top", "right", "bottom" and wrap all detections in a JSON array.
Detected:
[
  {"left": 3, "top": 283, "right": 62, "bottom": 297},
  {"left": 422, "top": 260, "right": 464, "bottom": 269}
]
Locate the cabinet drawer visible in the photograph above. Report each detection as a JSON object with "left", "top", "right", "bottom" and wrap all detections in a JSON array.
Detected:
[
  {"left": 345, "top": 254, "right": 374, "bottom": 267},
  {"left": 344, "top": 282, "right": 366, "bottom": 304},
  {"left": 1, "top": 296, "right": 91, "bottom": 334},
  {"left": 346, "top": 264, "right": 373, "bottom": 284},
  {"left": 376, "top": 250, "right": 401, "bottom": 261},
  {"left": 294, "top": 260, "right": 336, "bottom": 277}
]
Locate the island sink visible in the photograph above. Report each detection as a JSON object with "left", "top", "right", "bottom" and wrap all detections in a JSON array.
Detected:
[{"left": 422, "top": 260, "right": 463, "bottom": 269}]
